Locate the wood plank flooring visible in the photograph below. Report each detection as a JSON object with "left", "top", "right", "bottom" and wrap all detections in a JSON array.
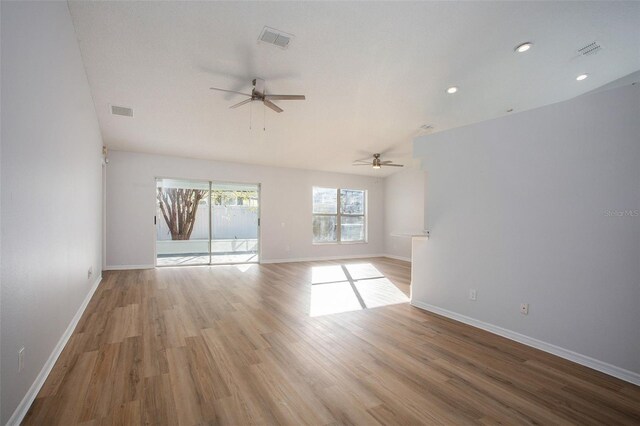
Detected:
[{"left": 24, "top": 258, "right": 640, "bottom": 425}]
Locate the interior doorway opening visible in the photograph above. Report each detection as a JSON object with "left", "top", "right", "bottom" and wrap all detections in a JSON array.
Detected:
[{"left": 155, "top": 178, "right": 260, "bottom": 266}]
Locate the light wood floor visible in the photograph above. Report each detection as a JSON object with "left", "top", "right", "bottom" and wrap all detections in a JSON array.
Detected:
[{"left": 24, "top": 258, "right": 640, "bottom": 425}]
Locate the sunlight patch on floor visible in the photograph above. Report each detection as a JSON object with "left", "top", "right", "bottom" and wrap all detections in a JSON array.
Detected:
[
  {"left": 309, "top": 263, "right": 409, "bottom": 317},
  {"left": 355, "top": 278, "right": 409, "bottom": 309},
  {"left": 234, "top": 263, "right": 253, "bottom": 272},
  {"left": 345, "top": 263, "right": 385, "bottom": 280},
  {"left": 309, "top": 282, "right": 363, "bottom": 317},
  {"left": 311, "top": 265, "right": 347, "bottom": 284}
]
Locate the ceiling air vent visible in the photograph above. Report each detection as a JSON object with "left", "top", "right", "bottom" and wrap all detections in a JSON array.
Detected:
[
  {"left": 258, "top": 26, "right": 293, "bottom": 49},
  {"left": 111, "top": 105, "right": 133, "bottom": 117},
  {"left": 578, "top": 41, "right": 602, "bottom": 56}
]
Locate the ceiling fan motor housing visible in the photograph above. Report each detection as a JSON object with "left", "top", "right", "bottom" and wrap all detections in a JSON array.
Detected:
[
  {"left": 252, "top": 78, "right": 265, "bottom": 98},
  {"left": 373, "top": 153, "right": 381, "bottom": 168}
]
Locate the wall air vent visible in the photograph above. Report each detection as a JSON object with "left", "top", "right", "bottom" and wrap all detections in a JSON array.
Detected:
[
  {"left": 111, "top": 105, "right": 134, "bottom": 117},
  {"left": 578, "top": 41, "right": 602, "bottom": 56},
  {"left": 258, "top": 26, "right": 293, "bottom": 49}
]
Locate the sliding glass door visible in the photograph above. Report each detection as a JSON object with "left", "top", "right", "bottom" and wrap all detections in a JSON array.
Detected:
[
  {"left": 156, "top": 178, "right": 210, "bottom": 266},
  {"left": 155, "top": 178, "right": 260, "bottom": 266},
  {"left": 211, "top": 183, "right": 260, "bottom": 264}
]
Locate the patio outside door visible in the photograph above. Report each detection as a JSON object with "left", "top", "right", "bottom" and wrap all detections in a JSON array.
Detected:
[
  {"left": 210, "top": 182, "right": 260, "bottom": 264},
  {"left": 155, "top": 178, "right": 260, "bottom": 266}
]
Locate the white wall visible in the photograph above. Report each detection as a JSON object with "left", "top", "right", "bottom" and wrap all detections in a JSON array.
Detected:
[
  {"left": 1, "top": 2, "right": 103, "bottom": 423},
  {"left": 106, "top": 150, "right": 385, "bottom": 268},
  {"left": 412, "top": 83, "right": 640, "bottom": 381},
  {"left": 384, "top": 169, "right": 426, "bottom": 260}
]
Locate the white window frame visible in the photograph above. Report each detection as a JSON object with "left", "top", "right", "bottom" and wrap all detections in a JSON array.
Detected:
[{"left": 312, "top": 187, "right": 367, "bottom": 244}]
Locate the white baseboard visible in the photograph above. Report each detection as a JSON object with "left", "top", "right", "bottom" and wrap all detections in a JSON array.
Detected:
[
  {"left": 382, "top": 254, "right": 411, "bottom": 263},
  {"left": 7, "top": 275, "right": 103, "bottom": 426},
  {"left": 106, "top": 257, "right": 409, "bottom": 268},
  {"left": 410, "top": 300, "right": 640, "bottom": 386},
  {"left": 261, "top": 254, "right": 390, "bottom": 264},
  {"left": 104, "top": 264, "right": 154, "bottom": 270}
]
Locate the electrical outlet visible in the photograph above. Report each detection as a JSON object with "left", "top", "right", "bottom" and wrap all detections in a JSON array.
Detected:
[
  {"left": 469, "top": 289, "right": 477, "bottom": 301},
  {"left": 520, "top": 303, "right": 529, "bottom": 315},
  {"left": 87, "top": 266, "right": 93, "bottom": 280},
  {"left": 18, "top": 347, "right": 25, "bottom": 372}
]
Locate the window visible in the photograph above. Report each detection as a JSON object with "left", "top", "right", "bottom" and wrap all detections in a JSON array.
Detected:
[
  {"left": 313, "top": 187, "right": 366, "bottom": 243},
  {"left": 212, "top": 190, "right": 258, "bottom": 207}
]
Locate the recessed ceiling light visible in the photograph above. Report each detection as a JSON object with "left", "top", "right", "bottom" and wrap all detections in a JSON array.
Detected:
[
  {"left": 576, "top": 74, "right": 588, "bottom": 81},
  {"left": 446, "top": 86, "right": 458, "bottom": 94},
  {"left": 514, "top": 42, "right": 532, "bottom": 53}
]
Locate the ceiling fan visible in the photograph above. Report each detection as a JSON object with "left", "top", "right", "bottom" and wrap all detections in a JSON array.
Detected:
[
  {"left": 210, "top": 78, "right": 305, "bottom": 113},
  {"left": 353, "top": 153, "right": 404, "bottom": 169}
]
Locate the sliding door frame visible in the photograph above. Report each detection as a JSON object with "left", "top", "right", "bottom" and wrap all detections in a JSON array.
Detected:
[
  {"left": 209, "top": 179, "right": 261, "bottom": 265},
  {"left": 154, "top": 176, "right": 261, "bottom": 267}
]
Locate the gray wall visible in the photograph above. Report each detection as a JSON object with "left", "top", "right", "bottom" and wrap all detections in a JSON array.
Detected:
[
  {"left": 412, "top": 83, "right": 640, "bottom": 377},
  {"left": 384, "top": 169, "right": 426, "bottom": 260},
  {"left": 1, "top": 2, "right": 103, "bottom": 422},
  {"left": 106, "top": 150, "right": 386, "bottom": 267}
]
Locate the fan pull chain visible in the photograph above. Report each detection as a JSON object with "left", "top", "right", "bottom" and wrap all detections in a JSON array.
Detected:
[
  {"left": 263, "top": 103, "right": 266, "bottom": 131},
  {"left": 249, "top": 101, "right": 252, "bottom": 130}
]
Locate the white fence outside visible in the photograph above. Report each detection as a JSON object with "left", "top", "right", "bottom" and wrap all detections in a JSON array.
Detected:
[{"left": 157, "top": 205, "right": 258, "bottom": 241}]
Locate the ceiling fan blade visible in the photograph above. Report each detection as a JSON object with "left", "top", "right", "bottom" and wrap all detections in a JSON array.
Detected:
[
  {"left": 210, "top": 87, "right": 251, "bottom": 97},
  {"left": 354, "top": 156, "right": 372, "bottom": 163},
  {"left": 352, "top": 163, "right": 373, "bottom": 166},
  {"left": 383, "top": 163, "right": 404, "bottom": 167},
  {"left": 380, "top": 160, "right": 394, "bottom": 164},
  {"left": 263, "top": 99, "right": 283, "bottom": 113},
  {"left": 264, "top": 95, "right": 306, "bottom": 101},
  {"left": 229, "top": 99, "right": 253, "bottom": 109}
]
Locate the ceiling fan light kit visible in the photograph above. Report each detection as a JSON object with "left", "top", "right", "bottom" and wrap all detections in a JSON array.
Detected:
[{"left": 353, "top": 153, "right": 404, "bottom": 169}]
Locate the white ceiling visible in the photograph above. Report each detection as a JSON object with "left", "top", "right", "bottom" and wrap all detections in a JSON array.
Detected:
[{"left": 68, "top": 1, "right": 640, "bottom": 176}]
